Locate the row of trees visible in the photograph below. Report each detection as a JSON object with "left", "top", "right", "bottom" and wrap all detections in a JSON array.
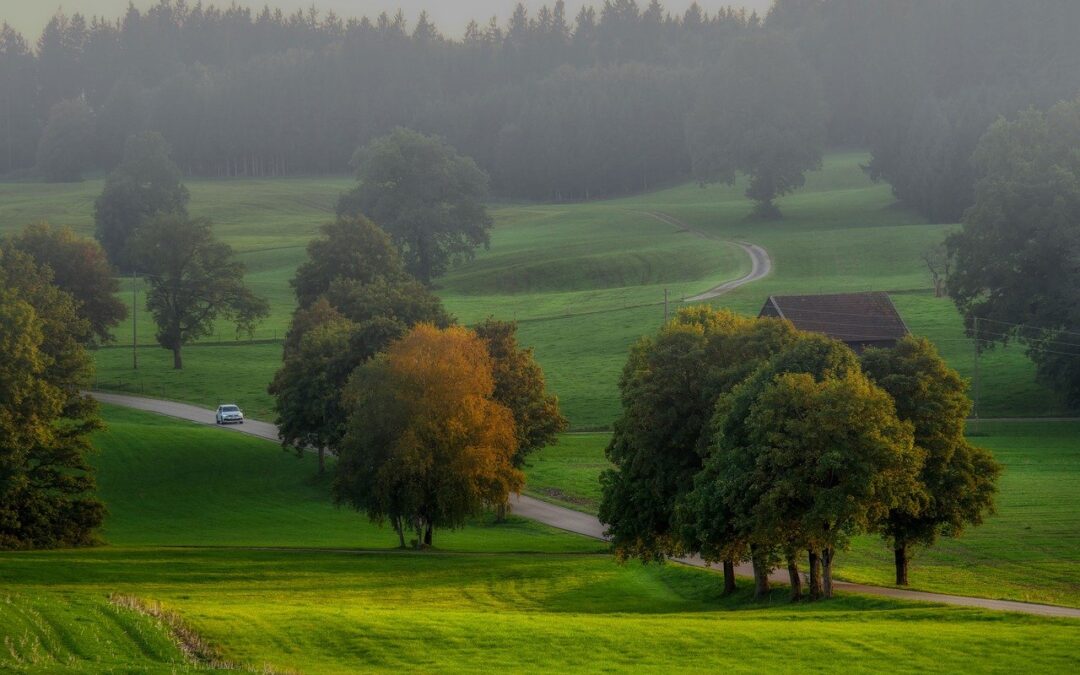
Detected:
[
  {"left": 269, "top": 214, "right": 566, "bottom": 544},
  {"left": 0, "top": 223, "right": 132, "bottom": 548},
  {"left": 600, "top": 308, "right": 1000, "bottom": 598},
  {"left": 6, "top": 1, "right": 1078, "bottom": 210}
]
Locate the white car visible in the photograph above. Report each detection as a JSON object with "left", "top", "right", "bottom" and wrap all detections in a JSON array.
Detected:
[{"left": 215, "top": 404, "right": 245, "bottom": 425}]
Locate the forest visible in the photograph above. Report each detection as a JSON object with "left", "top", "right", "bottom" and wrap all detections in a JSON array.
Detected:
[{"left": 3, "top": 0, "right": 1080, "bottom": 209}]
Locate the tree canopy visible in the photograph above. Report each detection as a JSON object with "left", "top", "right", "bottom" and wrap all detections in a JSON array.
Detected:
[
  {"left": 335, "top": 324, "right": 522, "bottom": 548},
  {"left": 132, "top": 214, "right": 268, "bottom": 369},
  {"left": 337, "top": 128, "right": 493, "bottom": 284},
  {"left": 291, "top": 216, "right": 406, "bottom": 308},
  {"left": 94, "top": 131, "right": 190, "bottom": 271},
  {"left": 947, "top": 98, "right": 1080, "bottom": 408},
  {"left": 0, "top": 245, "right": 104, "bottom": 550},
  {"left": 599, "top": 307, "right": 799, "bottom": 575},
  {"left": 270, "top": 217, "right": 451, "bottom": 472},
  {"left": 6, "top": 222, "right": 126, "bottom": 343},
  {"left": 686, "top": 33, "right": 826, "bottom": 218},
  {"left": 474, "top": 318, "right": 567, "bottom": 468},
  {"left": 34, "top": 98, "right": 95, "bottom": 182},
  {"left": 861, "top": 337, "right": 1001, "bottom": 585}
]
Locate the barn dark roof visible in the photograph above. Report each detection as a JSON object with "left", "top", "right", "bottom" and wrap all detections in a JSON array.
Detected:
[{"left": 759, "top": 292, "right": 910, "bottom": 348}]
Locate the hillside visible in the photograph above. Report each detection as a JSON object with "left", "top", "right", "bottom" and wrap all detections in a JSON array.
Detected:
[{"left": 0, "top": 152, "right": 1061, "bottom": 427}]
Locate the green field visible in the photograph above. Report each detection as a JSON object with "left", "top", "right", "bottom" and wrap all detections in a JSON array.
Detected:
[
  {"left": 0, "top": 152, "right": 1062, "bottom": 426},
  {"left": 2, "top": 408, "right": 1077, "bottom": 673}
]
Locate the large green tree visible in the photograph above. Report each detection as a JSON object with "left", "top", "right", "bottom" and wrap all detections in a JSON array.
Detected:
[
  {"left": 132, "top": 214, "right": 268, "bottom": 370},
  {"left": 94, "top": 131, "right": 190, "bottom": 271},
  {"left": 337, "top": 128, "right": 493, "bottom": 284},
  {"left": 0, "top": 246, "right": 104, "bottom": 549},
  {"left": 948, "top": 98, "right": 1080, "bottom": 408},
  {"left": 861, "top": 337, "right": 1001, "bottom": 585},
  {"left": 599, "top": 308, "right": 799, "bottom": 591},
  {"left": 686, "top": 33, "right": 826, "bottom": 219},
  {"left": 7, "top": 222, "right": 126, "bottom": 343},
  {"left": 290, "top": 216, "right": 406, "bottom": 308},
  {"left": 678, "top": 333, "right": 866, "bottom": 598},
  {"left": 739, "top": 370, "right": 920, "bottom": 598},
  {"left": 473, "top": 318, "right": 568, "bottom": 468}
]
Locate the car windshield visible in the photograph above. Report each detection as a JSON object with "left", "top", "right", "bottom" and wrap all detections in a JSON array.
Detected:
[{"left": 221, "top": 406, "right": 240, "bottom": 413}]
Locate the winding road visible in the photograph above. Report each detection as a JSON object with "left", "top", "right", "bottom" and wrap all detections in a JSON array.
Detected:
[
  {"left": 92, "top": 391, "right": 1080, "bottom": 618},
  {"left": 638, "top": 210, "right": 773, "bottom": 302}
]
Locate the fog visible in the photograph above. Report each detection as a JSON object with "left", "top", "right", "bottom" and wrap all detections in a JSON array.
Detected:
[{"left": 7, "top": 1, "right": 774, "bottom": 37}]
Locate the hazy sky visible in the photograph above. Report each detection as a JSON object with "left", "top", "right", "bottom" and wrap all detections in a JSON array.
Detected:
[{"left": 3, "top": 1, "right": 774, "bottom": 39}]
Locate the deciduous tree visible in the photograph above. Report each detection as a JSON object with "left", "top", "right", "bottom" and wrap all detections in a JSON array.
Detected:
[
  {"left": 0, "top": 246, "right": 104, "bottom": 549},
  {"left": 686, "top": 33, "right": 826, "bottom": 219},
  {"left": 35, "top": 98, "right": 95, "bottom": 182},
  {"left": 337, "top": 128, "right": 493, "bottom": 284},
  {"left": 599, "top": 307, "right": 799, "bottom": 591},
  {"left": 335, "top": 324, "right": 522, "bottom": 547},
  {"left": 132, "top": 214, "right": 268, "bottom": 370},
  {"left": 474, "top": 318, "right": 567, "bottom": 467},
  {"left": 947, "top": 98, "right": 1080, "bottom": 408},
  {"left": 7, "top": 222, "right": 126, "bottom": 343},
  {"left": 861, "top": 336, "right": 1001, "bottom": 585},
  {"left": 94, "top": 131, "right": 189, "bottom": 270},
  {"left": 290, "top": 216, "right": 406, "bottom": 308}
]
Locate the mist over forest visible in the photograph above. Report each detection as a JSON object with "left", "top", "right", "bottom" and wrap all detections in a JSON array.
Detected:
[{"left": 3, "top": 0, "right": 1078, "bottom": 210}]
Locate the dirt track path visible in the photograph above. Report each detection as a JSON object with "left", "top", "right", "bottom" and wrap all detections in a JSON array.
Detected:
[
  {"left": 638, "top": 210, "right": 772, "bottom": 302},
  {"left": 93, "top": 391, "right": 1080, "bottom": 619}
]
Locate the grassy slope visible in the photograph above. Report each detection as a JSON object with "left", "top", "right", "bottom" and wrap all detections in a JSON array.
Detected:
[
  {"left": 1, "top": 408, "right": 1077, "bottom": 673},
  {"left": 1, "top": 153, "right": 1060, "bottom": 425},
  {"left": 523, "top": 421, "right": 1080, "bottom": 608}
]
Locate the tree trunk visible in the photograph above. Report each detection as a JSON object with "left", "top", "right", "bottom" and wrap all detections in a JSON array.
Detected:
[
  {"left": 894, "top": 543, "right": 910, "bottom": 586},
  {"left": 787, "top": 553, "right": 802, "bottom": 602},
  {"left": 423, "top": 524, "right": 433, "bottom": 548},
  {"left": 496, "top": 502, "right": 507, "bottom": 522},
  {"left": 751, "top": 548, "right": 770, "bottom": 599},
  {"left": 722, "top": 559, "right": 737, "bottom": 595},
  {"left": 394, "top": 517, "right": 405, "bottom": 549},
  {"left": 822, "top": 546, "right": 835, "bottom": 599},
  {"left": 172, "top": 346, "right": 183, "bottom": 370},
  {"left": 807, "top": 550, "right": 823, "bottom": 600}
]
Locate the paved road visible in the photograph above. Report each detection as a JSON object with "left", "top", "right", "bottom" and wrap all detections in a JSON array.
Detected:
[
  {"left": 93, "top": 391, "right": 1080, "bottom": 619},
  {"left": 638, "top": 211, "right": 773, "bottom": 302}
]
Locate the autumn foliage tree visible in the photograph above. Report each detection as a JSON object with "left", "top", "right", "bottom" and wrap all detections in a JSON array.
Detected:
[
  {"left": 334, "top": 324, "right": 522, "bottom": 548},
  {"left": 270, "top": 217, "right": 451, "bottom": 472}
]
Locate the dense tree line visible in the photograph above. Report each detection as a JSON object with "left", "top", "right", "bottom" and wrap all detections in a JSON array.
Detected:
[
  {"left": 4, "top": 1, "right": 1076, "bottom": 206},
  {"left": 601, "top": 308, "right": 1000, "bottom": 598}
]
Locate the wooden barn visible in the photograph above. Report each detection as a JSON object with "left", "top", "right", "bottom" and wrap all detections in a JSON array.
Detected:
[{"left": 759, "top": 292, "right": 910, "bottom": 352}]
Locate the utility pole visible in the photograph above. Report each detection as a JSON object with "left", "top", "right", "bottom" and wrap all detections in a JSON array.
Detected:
[
  {"left": 972, "top": 316, "right": 980, "bottom": 433},
  {"left": 664, "top": 288, "right": 669, "bottom": 324},
  {"left": 132, "top": 270, "right": 138, "bottom": 371}
]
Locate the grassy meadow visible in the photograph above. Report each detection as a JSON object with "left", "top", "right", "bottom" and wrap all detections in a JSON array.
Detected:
[
  {"left": 2, "top": 407, "right": 1077, "bottom": 673},
  {"left": 0, "top": 152, "right": 1062, "bottom": 425}
]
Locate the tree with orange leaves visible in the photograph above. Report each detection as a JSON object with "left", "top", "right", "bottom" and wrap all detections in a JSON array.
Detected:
[{"left": 334, "top": 324, "right": 522, "bottom": 548}]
